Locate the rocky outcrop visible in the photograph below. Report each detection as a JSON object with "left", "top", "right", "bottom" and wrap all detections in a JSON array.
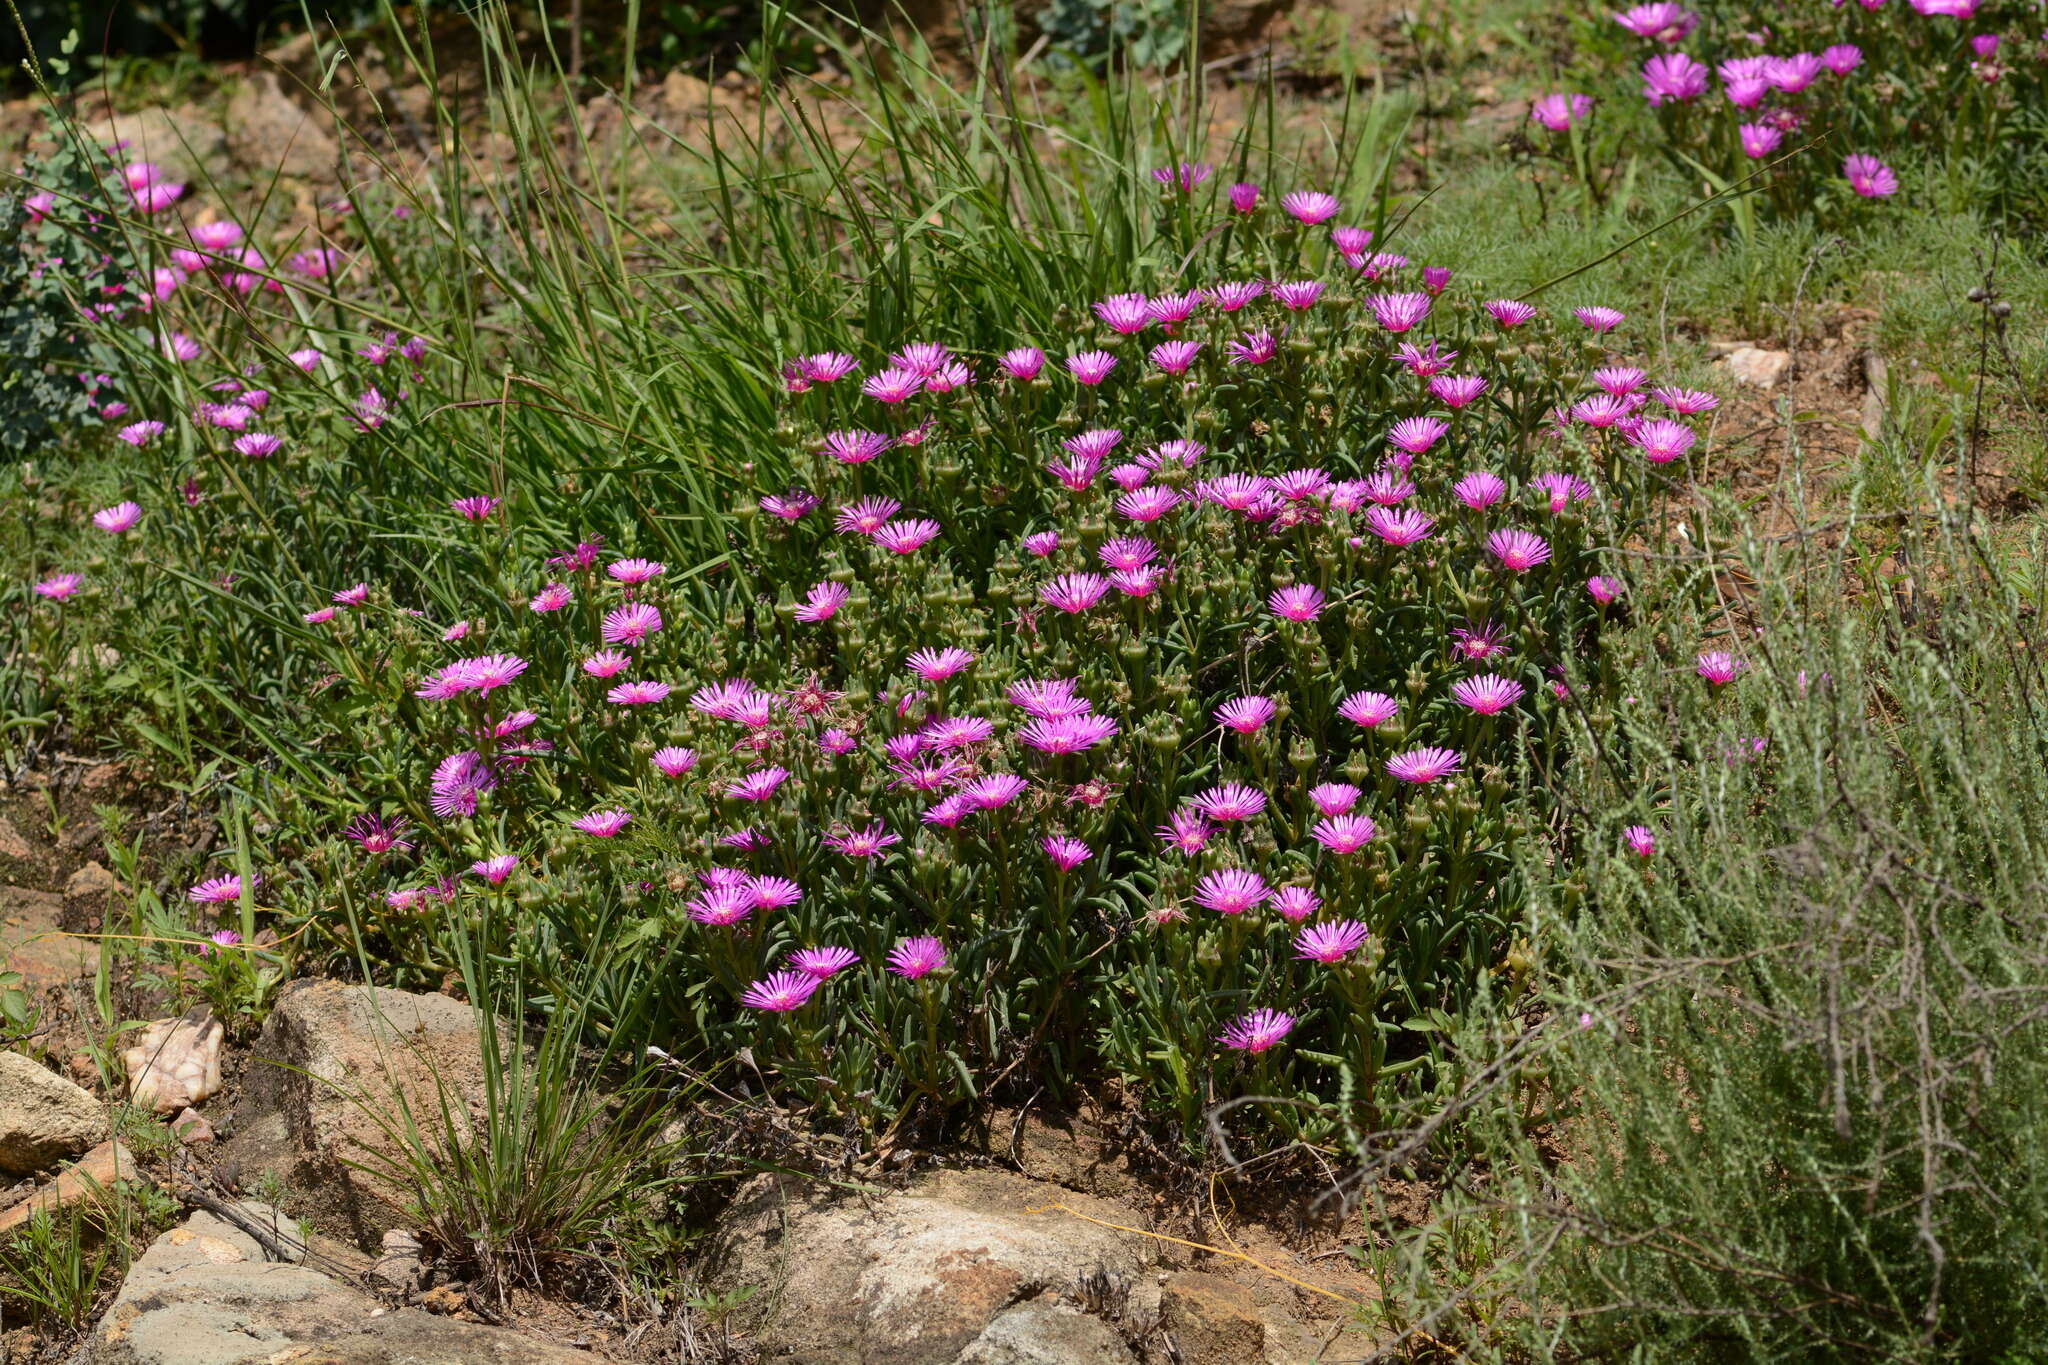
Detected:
[
  {"left": 88, "top": 1202, "right": 607, "bottom": 1364},
  {"left": 0, "top": 1049, "right": 103, "bottom": 1174},
  {"left": 0, "top": 1140, "right": 140, "bottom": 1236},
  {"left": 123, "top": 1009, "right": 224, "bottom": 1115}
]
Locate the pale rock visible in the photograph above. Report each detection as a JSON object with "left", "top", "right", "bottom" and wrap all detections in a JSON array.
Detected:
[
  {"left": 0, "top": 1050, "right": 103, "bottom": 1174},
  {"left": 124, "top": 1009, "right": 224, "bottom": 1115},
  {"left": 1723, "top": 345, "right": 1793, "bottom": 389}
]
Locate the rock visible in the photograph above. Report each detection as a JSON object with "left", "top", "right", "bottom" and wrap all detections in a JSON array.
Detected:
[
  {"left": 80, "top": 105, "right": 226, "bottom": 178},
  {"left": 704, "top": 1168, "right": 1173, "bottom": 1364},
  {"left": 123, "top": 1009, "right": 224, "bottom": 1115},
  {"left": 87, "top": 1202, "right": 609, "bottom": 1364},
  {"left": 79, "top": 762, "right": 126, "bottom": 792},
  {"left": 0, "top": 1050, "right": 104, "bottom": 1174},
  {"left": 0, "top": 1140, "right": 140, "bottom": 1236},
  {"left": 0, "top": 815, "right": 32, "bottom": 861},
  {"left": 169, "top": 1108, "right": 214, "bottom": 1145},
  {"left": 0, "top": 886, "right": 92, "bottom": 987},
  {"left": 225, "top": 980, "right": 491, "bottom": 1248},
  {"left": 369, "top": 1228, "right": 423, "bottom": 1293},
  {"left": 225, "top": 72, "right": 339, "bottom": 180},
  {"left": 64, "top": 860, "right": 119, "bottom": 907},
  {"left": 1158, "top": 1271, "right": 1265, "bottom": 1365},
  {"left": 1723, "top": 345, "right": 1792, "bottom": 389},
  {"left": 954, "top": 1295, "right": 1137, "bottom": 1364}
]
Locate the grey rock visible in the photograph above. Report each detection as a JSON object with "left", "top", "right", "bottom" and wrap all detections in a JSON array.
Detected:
[
  {"left": 88, "top": 1201, "right": 608, "bottom": 1364},
  {"left": 0, "top": 1049, "right": 103, "bottom": 1175},
  {"left": 952, "top": 1297, "right": 1137, "bottom": 1364},
  {"left": 225, "top": 72, "right": 338, "bottom": 180},
  {"left": 1724, "top": 345, "right": 1793, "bottom": 389}
]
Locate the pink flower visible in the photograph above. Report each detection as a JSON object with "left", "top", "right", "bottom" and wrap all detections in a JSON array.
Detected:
[
  {"left": 1387, "top": 416, "right": 1448, "bottom": 455},
  {"left": 1574, "top": 306, "right": 1627, "bottom": 333},
  {"left": 1295, "top": 920, "right": 1371, "bottom": 962},
  {"left": 235, "top": 432, "right": 285, "bottom": 459},
  {"left": 1312, "top": 815, "right": 1378, "bottom": 853},
  {"left": 92, "top": 501, "right": 142, "bottom": 534},
  {"left": 1452, "top": 675, "right": 1527, "bottom": 714},
  {"left": 1739, "top": 123, "right": 1784, "bottom": 158},
  {"left": 824, "top": 822, "right": 900, "bottom": 858},
  {"left": 1272, "top": 281, "right": 1325, "bottom": 311},
  {"left": 1310, "top": 783, "right": 1361, "bottom": 816},
  {"left": 1150, "top": 339, "right": 1203, "bottom": 374},
  {"left": 1623, "top": 825, "right": 1657, "bottom": 857},
  {"left": 1228, "top": 183, "right": 1261, "bottom": 213},
  {"left": 1454, "top": 471, "right": 1507, "bottom": 510},
  {"left": 1629, "top": 418, "right": 1697, "bottom": 463},
  {"left": 1696, "top": 651, "right": 1745, "bottom": 684},
  {"left": 471, "top": 854, "right": 519, "bottom": 884},
  {"left": 1000, "top": 347, "right": 1046, "bottom": 380},
  {"left": 834, "top": 496, "right": 902, "bottom": 536},
  {"left": 1820, "top": 43, "right": 1862, "bottom": 74},
  {"left": 1191, "top": 783, "right": 1266, "bottom": 821},
  {"left": 888, "top": 936, "right": 948, "bottom": 979},
  {"left": 188, "top": 873, "right": 256, "bottom": 903},
  {"left": 118, "top": 420, "right": 165, "bottom": 446},
  {"left": 1217, "top": 1008, "right": 1295, "bottom": 1053},
  {"left": 573, "top": 808, "right": 632, "bottom": 837},
  {"left": 582, "top": 650, "right": 631, "bottom": 678},
  {"left": 1366, "top": 506, "right": 1436, "bottom": 546},
  {"left": 1156, "top": 811, "right": 1213, "bottom": 855},
  {"left": 608, "top": 557, "right": 666, "bottom": 585},
  {"left": 344, "top": 814, "right": 413, "bottom": 853},
  {"left": 529, "top": 583, "right": 573, "bottom": 612},
  {"left": 726, "top": 767, "right": 791, "bottom": 801},
  {"left": 1043, "top": 835, "right": 1092, "bottom": 870},
  {"left": 1591, "top": 366, "right": 1646, "bottom": 397},
  {"left": 1370, "top": 291, "right": 1432, "bottom": 333},
  {"left": 1041, "top": 573, "right": 1110, "bottom": 613},
  {"left": 1484, "top": 299, "right": 1538, "bottom": 328},
  {"left": 1094, "top": 294, "right": 1154, "bottom": 334},
  {"left": 1271, "top": 886, "right": 1320, "bottom": 923},
  {"left": 873, "top": 519, "right": 942, "bottom": 554},
  {"left": 1587, "top": 575, "right": 1623, "bottom": 604},
  {"left": 1204, "top": 280, "right": 1264, "bottom": 312},
  {"left": 1279, "top": 191, "right": 1339, "bottom": 225},
  {"left": 963, "top": 773, "right": 1029, "bottom": 810},
  {"left": 288, "top": 347, "right": 323, "bottom": 372},
  {"left": 1193, "top": 868, "right": 1270, "bottom": 915},
  {"left": 1651, "top": 386, "right": 1719, "bottom": 415},
  {"left": 906, "top": 647, "right": 976, "bottom": 682},
  {"left": 1269, "top": 584, "right": 1325, "bottom": 621},
  {"left": 1532, "top": 472, "right": 1593, "bottom": 513},
  {"left": 651, "top": 747, "right": 698, "bottom": 777},
  {"left": 861, "top": 367, "right": 923, "bottom": 403},
  {"left": 1018, "top": 714, "right": 1118, "bottom": 754},
  {"left": 1387, "top": 747, "right": 1463, "bottom": 783},
  {"left": 1843, "top": 154, "right": 1898, "bottom": 198},
  {"left": 1430, "top": 375, "right": 1489, "bottom": 409},
  {"left": 1066, "top": 351, "right": 1118, "bottom": 385},
  {"left": 603, "top": 602, "right": 664, "bottom": 645},
  {"left": 1487, "top": 528, "right": 1553, "bottom": 572},
  {"left": 1215, "top": 695, "right": 1277, "bottom": 733},
  {"left": 1338, "top": 690, "right": 1399, "bottom": 728},
  {"left": 1531, "top": 92, "right": 1594, "bottom": 131},
  {"left": 1226, "top": 330, "right": 1278, "bottom": 365},
  {"left": 793, "top": 581, "right": 850, "bottom": 623},
  {"left": 303, "top": 607, "right": 337, "bottom": 624},
  {"left": 1641, "top": 52, "right": 1709, "bottom": 104},
  {"left": 1614, "top": 2, "right": 1698, "bottom": 41},
  {"left": 740, "top": 970, "right": 820, "bottom": 1011},
  {"left": 822, "top": 430, "right": 893, "bottom": 466},
  {"left": 606, "top": 680, "right": 671, "bottom": 706}
]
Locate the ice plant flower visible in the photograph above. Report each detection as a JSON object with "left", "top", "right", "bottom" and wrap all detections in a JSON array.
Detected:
[
  {"left": 92, "top": 501, "right": 142, "bottom": 534},
  {"left": 652, "top": 747, "right": 698, "bottom": 777},
  {"left": 888, "top": 936, "right": 948, "bottom": 979},
  {"left": 1279, "top": 191, "right": 1340, "bottom": 225},
  {"left": 573, "top": 808, "right": 633, "bottom": 837},
  {"left": 1018, "top": 714, "right": 1119, "bottom": 753},
  {"left": 1194, "top": 868, "right": 1270, "bottom": 915},
  {"left": 1312, "top": 815, "right": 1378, "bottom": 853},
  {"left": 1066, "top": 351, "right": 1118, "bottom": 385},
  {"left": 606, "top": 680, "right": 671, "bottom": 706},
  {"left": 1454, "top": 472, "right": 1507, "bottom": 510},
  {"left": 1843, "top": 154, "right": 1898, "bottom": 198},
  {"left": 861, "top": 367, "right": 922, "bottom": 403},
  {"left": 795, "top": 581, "right": 851, "bottom": 622},
  {"left": 118, "top": 420, "right": 166, "bottom": 446},
  {"left": 1041, "top": 573, "right": 1111, "bottom": 613},
  {"left": 1530, "top": 93, "right": 1594, "bottom": 130},
  {"left": 1192, "top": 783, "right": 1268, "bottom": 822},
  {"left": 1226, "top": 331, "right": 1279, "bottom": 366},
  {"left": 530, "top": 583, "right": 573, "bottom": 612},
  {"left": 1641, "top": 52, "right": 1709, "bottom": 104},
  {"left": 790, "top": 946, "right": 860, "bottom": 979},
  {"left": 740, "top": 971, "right": 820, "bottom": 1011},
  {"left": 873, "top": 519, "right": 942, "bottom": 554},
  {"left": 471, "top": 855, "right": 519, "bottom": 884},
  {"left": 1452, "top": 675, "right": 1528, "bottom": 714},
  {"left": 1339, "top": 691, "right": 1400, "bottom": 728},
  {"left": 1624, "top": 825, "right": 1658, "bottom": 858},
  {"left": 907, "top": 647, "right": 976, "bottom": 682},
  {"left": 1228, "top": 182, "right": 1260, "bottom": 213},
  {"left": 1739, "top": 123, "right": 1785, "bottom": 158},
  {"left": 1430, "top": 375, "right": 1489, "bottom": 409},
  {"left": 1150, "top": 340, "right": 1203, "bottom": 374},
  {"left": 1295, "top": 920, "right": 1371, "bottom": 963},
  {"left": 1217, "top": 1009, "right": 1296, "bottom": 1054},
  {"left": 1629, "top": 418, "right": 1697, "bottom": 463},
  {"left": 344, "top": 814, "right": 413, "bottom": 853},
  {"left": 1042, "top": 835, "right": 1093, "bottom": 870},
  {"left": 1269, "top": 584, "right": 1325, "bottom": 621},
  {"left": 727, "top": 767, "right": 792, "bottom": 801},
  {"left": 1366, "top": 506, "right": 1437, "bottom": 546},
  {"left": 1696, "top": 651, "right": 1745, "bottom": 685},
  {"left": 188, "top": 873, "right": 256, "bottom": 903},
  {"left": 1820, "top": 43, "right": 1862, "bottom": 75},
  {"left": 602, "top": 602, "right": 664, "bottom": 646},
  {"left": 1388, "top": 747, "right": 1463, "bottom": 783},
  {"left": 1615, "top": 2, "right": 1699, "bottom": 41},
  {"left": 1370, "top": 292, "right": 1432, "bottom": 333},
  {"left": 1487, "top": 528, "right": 1553, "bottom": 572},
  {"left": 1587, "top": 576, "right": 1623, "bottom": 604},
  {"left": 1574, "top": 306, "right": 1627, "bottom": 333},
  {"left": 1651, "top": 386, "right": 1720, "bottom": 414},
  {"left": 1386, "top": 416, "right": 1448, "bottom": 455},
  {"left": 1000, "top": 347, "right": 1046, "bottom": 380},
  {"left": 1215, "top": 695, "right": 1278, "bottom": 733}
]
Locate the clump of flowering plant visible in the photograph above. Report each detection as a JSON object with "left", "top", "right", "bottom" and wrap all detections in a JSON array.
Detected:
[{"left": 1605, "top": 0, "right": 2045, "bottom": 221}]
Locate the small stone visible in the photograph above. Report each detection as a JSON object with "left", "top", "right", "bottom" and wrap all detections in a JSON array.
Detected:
[
  {"left": 1159, "top": 1270, "right": 1266, "bottom": 1365},
  {"left": 123, "top": 1008, "right": 225, "bottom": 1115},
  {"left": 171, "top": 1107, "right": 215, "bottom": 1144},
  {"left": 369, "top": 1228, "right": 423, "bottom": 1293},
  {"left": 0, "top": 1140, "right": 139, "bottom": 1236},
  {"left": 0, "top": 816, "right": 32, "bottom": 861},
  {"left": 0, "top": 1050, "right": 104, "bottom": 1175},
  {"left": 63, "top": 860, "right": 119, "bottom": 904},
  {"left": 1723, "top": 345, "right": 1792, "bottom": 389},
  {"left": 225, "top": 71, "right": 339, "bottom": 179}
]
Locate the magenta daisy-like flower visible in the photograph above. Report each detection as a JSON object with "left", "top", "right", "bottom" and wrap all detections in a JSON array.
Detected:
[
  {"left": 1043, "top": 835, "right": 1092, "bottom": 870},
  {"left": 1268, "top": 584, "right": 1325, "bottom": 622},
  {"left": 1217, "top": 1008, "right": 1296, "bottom": 1054},
  {"left": 1337, "top": 690, "right": 1399, "bottom": 728},
  {"left": 964, "top": 773, "right": 1030, "bottom": 810},
  {"left": 1149, "top": 291, "right": 1201, "bottom": 325},
  {"left": 790, "top": 946, "right": 859, "bottom": 980},
  {"left": 1623, "top": 825, "right": 1658, "bottom": 858},
  {"left": 924, "top": 361, "right": 973, "bottom": 393},
  {"left": 1820, "top": 43, "right": 1861, "bottom": 75},
  {"left": 530, "top": 583, "right": 574, "bottom": 612},
  {"left": 793, "top": 581, "right": 850, "bottom": 623},
  {"left": 1191, "top": 782, "right": 1267, "bottom": 822},
  {"left": 92, "top": 501, "right": 143, "bottom": 534},
  {"left": 1001, "top": 347, "right": 1046, "bottom": 380},
  {"left": 1451, "top": 675, "right": 1528, "bottom": 715},
  {"left": 1366, "top": 506, "right": 1437, "bottom": 547},
  {"left": 1226, "top": 330, "right": 1279, "bottom": 366},
  {"left": 923, "top": 715, "right": 997, "bottom": 750},
  {"left": 1310, "top": 782, "right": 1361, "bottom": 816},
  {"left": 602, "top": 602, "right": 664, "bottom": 646},
  {"left": 236, "top": 432, "right": 284, "bottom": 459},
  {"left": 1094, "top": 293, "right": 1154, "bottom": 334},
  {"left": 1215, "top": 696, "right": 1278, "bottom": 734},
  {"left": 188, "top": 873, "right": 256, "bottom": 903},
  {"left": 1387, "top": 747, "right": 1463, "bottom": 784},
  {"left": 1696, "top": 651, "right": 1745, "bottom": 685},
  {"left": 833, "top": 496, "right": 900, "bottom": 537},
  {"left": 1008, "top": 677, "right": 1087, "bottom": 719},
  {"left": 1570, "top": 393, "right": 1634, "bottom": 428},
  {"left": 872, "top": 519, "right": 942, "bottom": 554},
  {"left": 906, "top": 647, "right": 976, "bottom": 682},
  {"left": 1454, "top": 471, "right": 1507, "bottom": 510},
  {"left": 1204, "top": 280, "right": 1265, "bottom": 312},
  {"left": 1228, "top": 182, "right": 1260, "bottom": 213},
  {"left": 689, "top": 887, "right": 753, "bottom": 926},
  {"left": 824, "top": 822, "right": 900, "bottom": 858},
  {"left": 430, "top": 752, "right": 493, "bottom": 819},
  {"left": 1098, "top": 536, "right": 1157, "bottom": 572},
  {"left": 1116, "top": 487, "right": 1183, "bottom": 523},
  {"left": 344, "top": 814, "right": 412, "bottom": 854},
  {"left": 891, "top": 341, "right": 952, "bottom": 376},
  {"left": 582, "top": 650, "right": 631, "bottom": 678},
  {"left": 606, "top": 680, "right": 671, "bottom": 706},
  {"left": 1271, "top": 886, "right": 1320, "bottom": 923},
  {"left": 1487, "top": 528, "right": 1553, "bottom": 572},
  {"left": 1843, "top": 154, "right": 1898, "bottom": 199},
  {"left": 450, "top": 495, "right": 501, "bottom": 521},
  {"left": 1386, "top": 416, "right": 1448, "bottom": 456},
  {"left": 118, "top": 420, "right": 166, "bottom": 447},
  {"left": 861, "top": 367, "right": 922, "bottom": 403},
  {"left": 821, "top": 430, "right": 893, "bottom": 466},
  {"left": 1615, "top": 1, "right": 1697, "bottom": 41},
  {"left": 331, "top": 583, "right": 371, "bottom": 607},
  {"left": 726, "top": 767, "right": 791, "bottom": 801},
  {"left": 1530, "top": 92, "right": 1594, "bottom": 132},
  {"left": 608, "top": 557, "right": 666, "bottom": 585},
  {"left": 1312, "top": 814, "right": 1378, "bottom": 853},
  {"left": 1370, "top": 292, "right": 1432, "bottom": 333},
  {"left": 1574, "top": 305, "right": 1627, "bottom": 333},
  {"left": 1150, "top": 339, "right": 1203, "bottom": 374},
  {"left": 1651, "top": 386, "right": 1719, "bottom": 415},
  {"left": 740, "top": 970, "right": 821, "bottom": 1011},
  {"left": 1272, "top": 281, "right": 1326, "bottom": 311},
  {"left": 1279, "top": 190, "right": 1340, "bottom": 224},
  {"left": 1430, "top": 375, "right": 1489, "bottom": 410},
  {"left": 888, "top": 936, "right": 948, "bottom": 979},
  {"left": 1295, "top": 919, "right": 1371, "bottom": 963},
  {"left": 1066, "top": 351, "right": 1118, "bottom": 385},
  {"left": 1018, "top": 714, "right": 1119, "bottom": 754},
  {"left": 573, "top": 808, "right": 632, "bottom": 837},
  {"left": 1152, "top": 161, "right": 1214, "bottom": 191},
  {"left": 1587, "top": 576, "right": 1622, "bottom": 604},
  {"left": 1590, "top": 366, "right": 1646, "bottom": 397},
  {"left": 1739, "top": 123, "right": 1784, "bottom": 159},
  {"left": 471, "top": 854, "right": 519, "bottom": 884},
  {"left": 1532, "top": 472, "right": 1593, "bottom": 513},
  {"left": 1628, "top": 418, "right": 1696, "bottom": 463},
  {"left": 1156, "top": 810, "right": 1213, "bottom": 855},
  {"left": 1641, "top": 52, "right": 1708, "bottom": 104},
  {"left": 1041, "top": 573, "right": 1111, "bottom": 613},
  {"left": 652, "top": 746, "right": 698, "bottom": 777},
  {"left": 1193, "top": 867, "right": 1270, "bottom": 915},
  {"left": 801, "top": 351, "right": 857, "bottom": 383},
  {"left": 1452, "top": 621, "right": 1510, "bottom": 661}
]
